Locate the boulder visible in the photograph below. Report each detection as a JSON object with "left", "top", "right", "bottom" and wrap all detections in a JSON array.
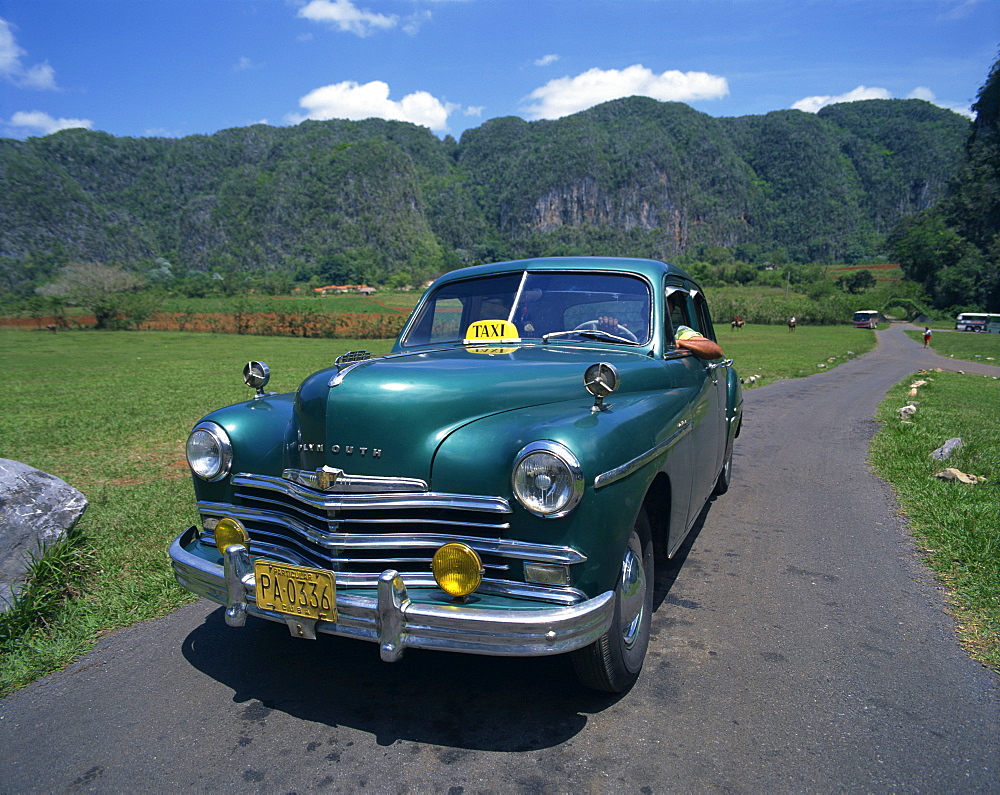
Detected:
[
  {"left": 0, "top": 459, "right": 88, "bottom": 610},
  {"left": 931, "top": 438, "right": 963, "bottom": 461}
]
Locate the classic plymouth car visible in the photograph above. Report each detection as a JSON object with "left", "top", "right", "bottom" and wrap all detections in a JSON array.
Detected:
[{"left": 169, "top": 257, "right": 742, "bottom": 692}]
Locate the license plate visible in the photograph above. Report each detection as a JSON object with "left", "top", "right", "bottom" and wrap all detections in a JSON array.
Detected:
[{"left": 253, "top": 561, "right": 337, "bottom": 622}]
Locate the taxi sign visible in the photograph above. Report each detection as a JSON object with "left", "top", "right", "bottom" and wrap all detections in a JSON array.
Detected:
[{"left": 464, "top": 319, "right": 520, "bottom": 345}]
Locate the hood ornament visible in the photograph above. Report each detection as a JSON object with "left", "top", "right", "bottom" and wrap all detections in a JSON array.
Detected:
[
  {"left": 243, "top": 360, "right": 274, "bottom": 398},
  {"left": 315, "top": 466, "right": 342, "bottom": 491},
  {"left": 329, "top": 350, "right": 374, "bottom": 387},
  {"left": 583, "top": 362, "right": 620, "bottom": 412}
]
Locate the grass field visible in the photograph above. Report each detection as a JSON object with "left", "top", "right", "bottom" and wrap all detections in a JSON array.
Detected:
[
  {"left": 716, "top": 322, "right": 877, "bottom": 387},
  {"left": 0, "top": 323, "right": 996, "bottom": 693},
  {"left": 0, "top": 329, "right": 394, "bottom": 694},
  {"left": 905, "top": 328, "right": 1000, "bottom": 362},
  {"left": 870, "top": 372, "right": 1000, "bottom": 670}
]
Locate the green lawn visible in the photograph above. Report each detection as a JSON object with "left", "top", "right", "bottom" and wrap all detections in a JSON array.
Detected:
[
  {"left": 904, "top": 328, "right": 1000, "bottom": 364},
  {"left": 870, "top": 371, "right": 1000, "bottom": 669},
  {"left": 0, "top": 329, "right": 393, "bottom": 695},
  {"left": 715, "top": 322, "right": 877, "bottom": 387}
]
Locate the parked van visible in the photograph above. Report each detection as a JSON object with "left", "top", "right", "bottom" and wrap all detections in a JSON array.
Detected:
[{"left": 853, "top": 310, "right": 879, "bottom": 329}]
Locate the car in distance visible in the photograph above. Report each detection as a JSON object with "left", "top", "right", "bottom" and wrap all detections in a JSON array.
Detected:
[
  {"left": 853, "top": 310, "right": 880, "bottom": 329},
  {"left": 169, "top": 257, "right": 743, "bottom": 692}
]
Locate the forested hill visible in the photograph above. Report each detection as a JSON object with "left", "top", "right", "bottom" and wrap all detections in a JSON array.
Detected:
[{"left": 0, "top": 97, "right": 969, "bottom": 290}]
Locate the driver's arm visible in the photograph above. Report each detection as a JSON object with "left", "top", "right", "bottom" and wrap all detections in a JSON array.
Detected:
[{"left": 674, "top": 326, "right": 724, "bottom": 360}]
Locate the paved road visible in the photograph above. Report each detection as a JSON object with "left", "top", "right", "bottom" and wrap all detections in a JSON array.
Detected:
[{"left": 1, "top": 324, "right": 998, "bottom": 792}]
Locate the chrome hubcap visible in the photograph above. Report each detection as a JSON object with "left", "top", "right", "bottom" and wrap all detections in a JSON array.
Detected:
[{"left": 619, "top": 531, "right": 647, "bottom": 649}]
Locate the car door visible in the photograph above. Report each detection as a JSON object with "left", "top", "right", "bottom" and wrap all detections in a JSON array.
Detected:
[
  {"left": 664, "top": 286, "right": 726, "bottom": 531},
  {"left": 690, "top": 288, "right": 728, "bottom": 491}
]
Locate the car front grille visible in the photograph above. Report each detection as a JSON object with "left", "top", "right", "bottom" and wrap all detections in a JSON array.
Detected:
[{"left": 198, "top": 471, "right": 587, "bottom": 605}]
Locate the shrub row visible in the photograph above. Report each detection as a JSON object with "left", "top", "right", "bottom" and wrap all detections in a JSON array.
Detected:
[{"left": 139, "top": 311, "right": 408, "bottom": 338}]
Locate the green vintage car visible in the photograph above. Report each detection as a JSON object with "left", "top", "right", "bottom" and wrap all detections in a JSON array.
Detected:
[{"left": 169, "top": 257, "right": 742, "bottom": 692}]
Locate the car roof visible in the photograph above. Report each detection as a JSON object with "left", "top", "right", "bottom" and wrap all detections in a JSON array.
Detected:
[{"left": 429, "top": 256, "right": 694, "bottom": 286}]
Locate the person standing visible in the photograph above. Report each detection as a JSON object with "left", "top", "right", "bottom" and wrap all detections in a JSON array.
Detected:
[{"left": 923, "top": 327, "right": 932, "bottom": 348}]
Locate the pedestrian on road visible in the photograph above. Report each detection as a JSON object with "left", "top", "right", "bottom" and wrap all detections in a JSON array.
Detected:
[{"left": 923, "top": 327, "right": 932, "bottom": 348}]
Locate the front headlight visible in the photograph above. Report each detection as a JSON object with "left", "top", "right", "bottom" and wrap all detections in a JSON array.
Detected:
[
  {"left": 512, "top": 441, "right": 583, "bottom": 518},
  {"left": 186, "top": 421, "right": 233, "bottom": 482}
]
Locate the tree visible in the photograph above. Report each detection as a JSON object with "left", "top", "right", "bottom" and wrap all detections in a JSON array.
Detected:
[
  {"left": 836, "top": 270, "right": 876, "bottom": 294},
  {"left": 889, "top": 54, "right": 1000, "bottom": 311},
  {"left": 888, "top": 213, "right": 972, "bottom": 291},
  {"left": 37, "top": 262, "right": 150, "bottom": 329}
]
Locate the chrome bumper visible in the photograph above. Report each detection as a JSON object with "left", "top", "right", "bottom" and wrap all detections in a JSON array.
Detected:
[{"left": 169, "top": 527, "right": 615, "bottom": 661}]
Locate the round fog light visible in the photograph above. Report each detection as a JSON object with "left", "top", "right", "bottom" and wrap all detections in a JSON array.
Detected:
[
  {"left": 431, "top": 543, "right": 483, "bottom": 597},
  {"left": 214, "top": 517, "right": 249, "bottom": 554}
]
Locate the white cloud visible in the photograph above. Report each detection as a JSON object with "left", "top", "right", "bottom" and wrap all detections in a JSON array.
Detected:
[
  {"left": 534, "top": 54, "right": 560, "bottom": 67},
  {"left": 0, "top": 17, "right": 58, "bottom": 90},
  {"left": 402, "top": 10, "right": 432, "bottom": 35},
  {"left": 287, "top": 80, "right": 459, "bottom": 132},
  {"left": 0, "top": 18, "right": 26, "bottom": 74},
  {"left": 791, "top": 85, "right": 892, "bottom": 113},
  {"left": 7, "top": 110, "right": 92, "bottom": 136},
  {"left": 907, "top": 86, "right": 936, "bottom": 102},
  {"left": 521, "top": 65, "right": 729, "bottom": 120},
  {"left": 792, "top": 84, "right": 973, "bottom": 117},
  {"left": 297, "top": 0, "right": 398, "bottom": 37}
]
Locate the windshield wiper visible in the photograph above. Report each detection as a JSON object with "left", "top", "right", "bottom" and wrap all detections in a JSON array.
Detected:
[{"left": 542, "top": 329, "right": 640, "bottom": 345}]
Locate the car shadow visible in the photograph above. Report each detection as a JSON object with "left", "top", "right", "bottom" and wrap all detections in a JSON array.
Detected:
[
  {"left": 181, "top": 605, "right": 623, "bottom": 752},
  {"left": 652, "top": 499, "right": 708, "bottom": 612},
  {"left": 180, "top": 506, "right": 710, "bottom": 752}
]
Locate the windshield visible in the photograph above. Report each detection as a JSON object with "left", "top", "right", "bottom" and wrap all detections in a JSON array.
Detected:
[{"left": 400, "top": 271, "right": 652, "bottom": 348}]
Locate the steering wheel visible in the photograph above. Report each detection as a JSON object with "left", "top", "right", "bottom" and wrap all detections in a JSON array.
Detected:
[{"left": 573, "top": 320, "right": 638, "bottom": 343}]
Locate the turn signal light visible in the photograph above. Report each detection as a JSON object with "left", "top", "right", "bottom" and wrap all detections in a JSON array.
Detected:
[{"left": 431, "top": 543, "right": 483, "bottom": 597}]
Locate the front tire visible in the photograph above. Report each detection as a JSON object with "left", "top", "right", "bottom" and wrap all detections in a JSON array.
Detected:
[{"left": 572, "top": 510, "right": 654, "bottom": 693}]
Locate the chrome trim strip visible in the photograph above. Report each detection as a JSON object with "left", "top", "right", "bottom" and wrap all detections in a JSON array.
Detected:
[
  {"left": 328, "top": 357, "right": 376, "bottom": 387},
  {"left": 326, "top": 347, "right": 458, "bottom": 385},
  {"left": 282, "top": 467, "right": 428, "bottom": 494},
  {"left": 232, "top": 473, "right": 512, "bottom": 514},
  {"left": 219, "top": 540, "right": 584, "bottom": 604},
  {"left": 197, "top": 501, "right": 583, "bottom": 564},
  {"left": 224, "top": 493, "right": 510, "bottom": 531},
  {"left": 169, "top": 529, "right": 614, "bottom": 658},
  {"left": 593, "top": 422, "right": 693, "bottom": 490}
]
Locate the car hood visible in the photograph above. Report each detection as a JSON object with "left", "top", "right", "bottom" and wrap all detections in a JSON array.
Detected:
[{"left": 291, "top": 344, "right": 652, "bottom": 481}]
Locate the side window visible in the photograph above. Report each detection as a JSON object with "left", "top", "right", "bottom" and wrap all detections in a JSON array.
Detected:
[
  {"left": 691, "top": 291, "right": 716, "bottom": 340},
  {"left": 665, "top": 287, "right": 692, "bottom": 339}
]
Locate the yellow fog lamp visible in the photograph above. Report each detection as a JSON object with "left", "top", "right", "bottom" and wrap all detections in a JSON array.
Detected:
[
  {"left": 431, "top": 543, "right": 484, "bottom": 597},
  {"left": 214, "top": 517, "right": 249, "bottom": 554}
]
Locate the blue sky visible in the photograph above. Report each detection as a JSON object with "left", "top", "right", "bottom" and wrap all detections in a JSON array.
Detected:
[{"left": 1, "top": 0, "right": 996, "bottom": 141}]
